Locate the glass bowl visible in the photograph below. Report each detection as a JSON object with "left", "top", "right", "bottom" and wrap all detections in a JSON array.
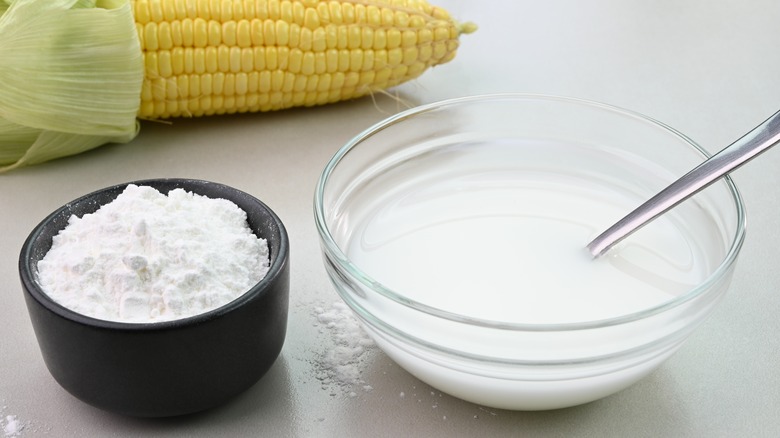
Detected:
[{"left": 314, "top": 94, "right": 745, "bottom": 410}]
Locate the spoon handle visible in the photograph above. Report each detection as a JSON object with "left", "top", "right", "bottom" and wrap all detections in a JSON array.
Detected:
[{"left": 587, "top": 109, "right": 780, "bottom": 257}]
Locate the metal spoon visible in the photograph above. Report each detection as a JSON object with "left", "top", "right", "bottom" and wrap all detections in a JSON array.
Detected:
[{"left": 587, "top": 109, "right": 780, "bottom": 258}]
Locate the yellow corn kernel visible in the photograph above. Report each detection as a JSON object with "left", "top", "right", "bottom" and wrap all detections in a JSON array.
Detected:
[
  {"left": 149, "top": 0, "right": 164, "bottom": 22},
  {"left": 221, "top": 20, "right": 236, "bottom": 45},
  {"left": 176, "top": 75, "right": 190, "bottom": 98},
  {"left": 171, "top": 48, "right": 185, "bottom": 74},
  {"left": 180, "top": 18, "right": 194, "bottom": 45},
  {"left": 236, "top": 19, "right": 252, "bottom": 47},
  {"left": 205, "top": 46, "right": 218, "bottom": 72},
  {"left": 162, "top": 0, "right": 177, "bottom": 21},
  {"left": 235, "top": 72, "right": 248, "bottom": 94},
  {"left": 134, "top": 0, "right": 474, "bottom": 118},
  {"left": 240, "top": 48, "right": 254, "bottom": 72},
  {"left": 217, "top": 45, "right": 230, "bottom": 72},
  {"left": 158, "top": 50, "right": 173, "bottom": 77},
  {"left": 170, "top": 20, "right": 183, "bottom": 46},
  {"left": 192, "top": 18, "right": 208, "bottom": 47}
]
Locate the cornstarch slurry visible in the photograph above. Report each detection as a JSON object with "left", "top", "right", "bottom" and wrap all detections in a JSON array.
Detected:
[{"left": 36, "top": 184, "right": 270, "bottom": 322}]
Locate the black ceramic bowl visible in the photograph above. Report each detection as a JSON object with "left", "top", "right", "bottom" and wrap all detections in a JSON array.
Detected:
[{"left": 19, "top": 179, "right": 289, "bottom": 417}]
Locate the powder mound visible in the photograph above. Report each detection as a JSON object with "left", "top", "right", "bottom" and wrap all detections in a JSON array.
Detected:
[
  {"left": 313, "top": 302, "right": 375, "bottom": 391},
  {"left": 1, "top": 413, "right": 24, "bottom": 438},
  {"left": 36, "top": 184, "right": 270, "bottom": 322}
]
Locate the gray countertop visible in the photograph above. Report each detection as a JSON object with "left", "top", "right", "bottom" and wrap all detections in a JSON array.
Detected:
[{"left": 2, "top": 1, "right": 780, "bottom": 436}]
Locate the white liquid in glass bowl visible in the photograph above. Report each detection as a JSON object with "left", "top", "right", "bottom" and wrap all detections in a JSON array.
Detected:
[
  {"left": 316, "top": 95, "right": 744, "bottom": 410},
  {"left": 340, "top": 139, "right": 718, "bottom": 326}
]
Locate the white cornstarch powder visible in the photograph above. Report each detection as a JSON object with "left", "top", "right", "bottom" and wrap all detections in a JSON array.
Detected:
[
  {"left": 2, "top": 414, "right": 23, "bottom": 437},
  {"left": 36, "top": 184, "right": 270, "bottom": 322},
  {"left": 313, "top": 302, "right": 375, "bottom": 392}
]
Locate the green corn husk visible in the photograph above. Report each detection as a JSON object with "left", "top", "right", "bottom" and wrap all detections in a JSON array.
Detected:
[{"left": 0, "top": 0, "right": 143, "bottom": 172}]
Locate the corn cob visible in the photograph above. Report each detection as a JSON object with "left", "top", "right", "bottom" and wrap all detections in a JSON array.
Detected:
[
  {"left": 0, "top": 0, "right": 474, "bottom": 171},
  {"left": 134, "top": 0, "right": 476, "bottom": 118}
]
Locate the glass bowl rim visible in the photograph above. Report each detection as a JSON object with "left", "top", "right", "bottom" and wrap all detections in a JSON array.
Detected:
[{"left": 313, "top": 93, "right": 746, "bottom": 332}]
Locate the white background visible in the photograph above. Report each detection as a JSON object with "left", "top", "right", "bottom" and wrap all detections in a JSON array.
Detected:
[{"left": 2, "top": 1, "right": 779, "bottom": 436}]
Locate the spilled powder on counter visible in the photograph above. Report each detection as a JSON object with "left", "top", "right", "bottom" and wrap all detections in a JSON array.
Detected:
[
  {"left": 312, "top": 302, "right": 375, "bottom": 394},
  {"left": 36, "top": 184, "right": 270, "bottom": 323},
  {"left": 2, "top": 400, "right": 52, "bottom": 437},
  {"left": 2, "top": 415, "right": 21, "bottom": 438},
  {"left": 0, "top": 406, "right": 24, "bottom": 438}
]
